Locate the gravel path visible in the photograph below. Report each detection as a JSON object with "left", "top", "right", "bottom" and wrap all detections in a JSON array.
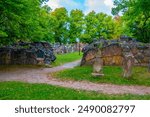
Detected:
[{"left": 0, "top": 60, "right": 150, "bottom": 95}]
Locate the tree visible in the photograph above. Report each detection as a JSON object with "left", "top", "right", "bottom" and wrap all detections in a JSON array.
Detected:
[
  {"left": 81, "top": 12, "right": 120, "bottom": 43},
  {"left": 112, "top": 0, "right": 150, "bottom": 43},
  {"left": 69, "top": 9, "right": 84, "bottom": 43},
  {"left": 81, "top": 11, "right": 98, "bottom": 43},
  {"left": 34, "top": 5, "right": 56, "bottom": 42},
  {"left": 0, "top": 0, "right": 50, "bottom": 45},
  {"left": 51, "top": 7, "right": 68, "bottom": 44}
]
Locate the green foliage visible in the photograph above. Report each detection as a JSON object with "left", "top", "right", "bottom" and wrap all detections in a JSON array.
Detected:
[
  {"left": 81, "top": 11, "right": 98, "bottom": 43},
  {"left": 0, "top": 0, "right": 51, "bottom": 45},
  {"left": 0, "top": 31, "right": 8, "bottom": 38},
  {"left": 51, "top": 8, "right": 68, "bottom": 44},
  {"left": 0, "top": 0, "right": 124, "bottom": 45},
  {"left": 53, "top": 66, "right": 150, "bottom": 86},
  {"left": 69, "top": 9, "right": 84, "bottom": 43},
  {"left": 2, "top": 0, "right": 148, "bottom": 45},
  {"left": 96, "top": 13, "right": 115, "bottom": 39},
  {"left": 81, "top": 12, "right": 122, "bottom": 43},
  {"left": 112, "top": 0, "right": 150, "bottom": 43},
  {"left": 0, "top": 81, "right": 150, "bottom": 100}
]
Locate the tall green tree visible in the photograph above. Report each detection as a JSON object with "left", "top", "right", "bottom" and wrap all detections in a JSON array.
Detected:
[
  {"left": 81, "top": 11, "right": 98, "bottom": 43},
  {"left": 35, "top": 5, "right": 56, "bottom": 42},
  {"left": 112, "top": 0, "right": 150, "bottom": 43},
  {"left": 81, "top": 12, "right": 120, "bottom": 43},
  {"left": 113, "top": 16, "right": 125, "bottom": 39},
  {"left": 69, "top": 9, "right": 84, "bottom": 43},
  {"left": 51, "top": 7, "right": 68, "bottom": 44},
  {"left": 0, "top": 0, "right": 49, "bottom": 45}
]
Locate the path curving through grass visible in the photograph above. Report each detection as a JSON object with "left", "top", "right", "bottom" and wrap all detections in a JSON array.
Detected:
[{"left": 0, "top": 60, "right": 150, "bottom": 95}]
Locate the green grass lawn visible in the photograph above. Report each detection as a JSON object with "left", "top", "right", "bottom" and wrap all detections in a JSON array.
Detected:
[
  {"left": 52, "top": 52, "right": 82, "bottom": 66},
  {"left": 53, "top": 66, "right": 150, "bottom": 86},
  {"left": 0, "top": 81, "right": 150, "bottom": 100}
]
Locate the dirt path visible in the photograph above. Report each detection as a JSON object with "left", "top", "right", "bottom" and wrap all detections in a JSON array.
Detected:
[{"left": 0, "top": 60, "right": 150, "bottom": 95}]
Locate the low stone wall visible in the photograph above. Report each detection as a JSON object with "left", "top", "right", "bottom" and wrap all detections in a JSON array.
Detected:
[
  {"left": 0, "top": 42, "right": 56, "bottom": 65},
  {"left": 52, "top": 43, "right": 86, "bottom": 54},
  {"left": 81, "top": 38, "right": 150, "bottom": 66}
]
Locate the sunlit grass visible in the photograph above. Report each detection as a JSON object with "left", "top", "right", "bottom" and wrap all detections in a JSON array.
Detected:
[
  {"left": 53, "top": 66, "right": 150, "bottom": 86},
  {"left": 0, "top": 81, "right": 150, "bottom": 100},
  {"left": 52, "top": 52, "right": 82, "bottom": 66}
]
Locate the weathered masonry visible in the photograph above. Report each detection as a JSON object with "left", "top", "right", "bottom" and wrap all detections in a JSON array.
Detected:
[
  {"left": 81, "top": 37, "right": 150, "bottom": 66},
  {"left": 0, "top": 42, "right": 56, "bottom": 65}
]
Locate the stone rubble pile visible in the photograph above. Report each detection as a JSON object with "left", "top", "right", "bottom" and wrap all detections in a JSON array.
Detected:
[
  {"left": 52, "top": 43, "right": 85, "bottom": 54},
  {"left": 0, "top": 42, "right": 56, "bottom": 65},
  {"left": 81, "top": 36, "right": 150, "bottom": 66},
  {"left": 81, "top": 36, "right": 150, "bottom": 77}
]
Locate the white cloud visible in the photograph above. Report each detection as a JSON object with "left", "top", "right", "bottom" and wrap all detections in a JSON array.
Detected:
[
  {"left": 104, "top": 0, "right": 114, "bottom": 8},
  {"left": 46, "top": 0, "right": 62, "bottom": 10},
  {"left": 46, "top": 0, "right": 114, "bottom": 15},
  {"left": 84, "top": 0, "right": 103, "bottom": 14},
  {"left": 46, "top": 0, "right": 82, "bottom": 11},
  {"left": 84, "top": 0, "right": 114, "bottom": 15}
]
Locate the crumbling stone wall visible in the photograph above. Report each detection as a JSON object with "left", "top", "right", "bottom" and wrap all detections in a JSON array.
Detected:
[
  {"left": 81, "top": 37, "right": 150, "bottom": 66},
  {"left": 52, "top": 43, "right": 86, "bottom": 54},
  {"left": 0, "top": 42, "right": 56, "bottom": 65}
]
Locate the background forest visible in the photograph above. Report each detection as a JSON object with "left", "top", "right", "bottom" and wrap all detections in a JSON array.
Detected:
[{"left": 0, "top": 0, "right": 150, "bottom": 46}]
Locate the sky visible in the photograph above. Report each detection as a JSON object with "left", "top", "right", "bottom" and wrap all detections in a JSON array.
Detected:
[{"left": 46, "top": 0, "right": 114, "bottom": 15}]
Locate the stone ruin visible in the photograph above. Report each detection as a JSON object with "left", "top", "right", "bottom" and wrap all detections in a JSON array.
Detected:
[
  {"left": 53, "top": 43, "right": 76, "bottom": 54},
  {"left": 0, "top": 42, "right": 56, "bottom": 65},
  {"left": 52, "top": 43, "right": 85, "bottom": 54},
  {"left": 81, "top": 36, "right": 150, "bottom": 77},
  {"left": 91, "top": 48, "right": 104, "bottom": 77}
]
